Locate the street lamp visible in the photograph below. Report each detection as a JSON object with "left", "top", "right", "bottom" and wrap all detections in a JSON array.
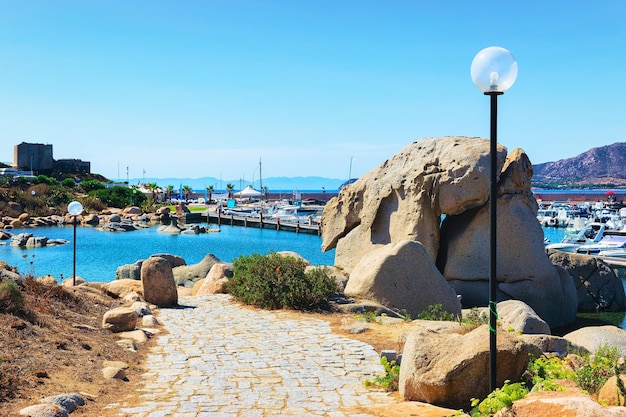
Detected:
[
  {"left": 68, "top": 201, "right": 84, "bottom": 286},
  {"left": 470, "top": 46, "right": 518, "bottom": 392}
]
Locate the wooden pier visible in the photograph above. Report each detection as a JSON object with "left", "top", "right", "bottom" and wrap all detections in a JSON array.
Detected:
[{"left": 180, "top": 211, "right": 322, "bottom": 235}]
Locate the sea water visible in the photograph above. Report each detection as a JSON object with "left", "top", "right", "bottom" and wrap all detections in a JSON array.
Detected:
[{"left": 0, "top": 224, "right": 335, "bottom": 283}]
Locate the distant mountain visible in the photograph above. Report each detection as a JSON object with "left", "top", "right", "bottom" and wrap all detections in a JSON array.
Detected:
[
  {"left": 532, "top": 142, "right": 626, "bottom": 188},
  {"left": 130, "top": 176, "right": 346, "bottom": 191},
  {"left": 126, "top": 143, "right": 626, "bottom": 192}
]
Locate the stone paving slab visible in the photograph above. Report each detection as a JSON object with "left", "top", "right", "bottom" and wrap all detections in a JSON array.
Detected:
[{"left": 108, "top": 294, "right": 395, "bottom": 417}]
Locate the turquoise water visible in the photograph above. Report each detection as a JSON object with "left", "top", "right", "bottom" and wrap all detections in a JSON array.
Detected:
[{"left": 0, "top": 224, "right": 335, "bottom": 283}]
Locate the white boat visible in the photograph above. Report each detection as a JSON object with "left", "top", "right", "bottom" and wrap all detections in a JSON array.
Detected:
[
  {"left": 575, "top": 231, "right": 626, "bottom": 255},
  {"left": 598, "top": 248, "right": 626, "bottom": 258},
  {"left": 545, "top": 222, "right": 608, "bottom": 252},
  {"left": 269, "top": 206, "right": 301, "bottom": 223}
]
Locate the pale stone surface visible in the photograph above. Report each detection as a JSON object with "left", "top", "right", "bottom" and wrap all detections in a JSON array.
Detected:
[
  {"left": 172, "top": 253, "right": 222, "bottom": 286},
  {"left": 37, "top": 276, "right": 58, "bottom": 286},
  {"left": 497, "top": 299, "right": 551, "bottom": 335},
  {"left": 18, "top": 403, "right": 69, "bottom": 417},
  {"left": 40, "top": 393, "right": 85, "bottom": 413},
  {"left": 193, "top": 262, "right": 233, "bottom": 295},
  {"left": 399, "top": 324, "right": 540, "bottom": 410},
  {"left": 305, "top": 264, "right": 349, "bottom": 291},
  {"left": 276, "top": 251, "right": 311, "bottom": 265},
  {"left": 599, "top": 375, "right": 626, "bottom": 406},
  {"left": 563, "top": 325, "right": 626, "bottom": 356},
  {"left": 102, "top": 366, "right": 127, "bottom": 380},
  {"left": 116, "top": 329, "right": 148, "bottom": 344},
  {"left": 522, "top": 334, "right": 588, "bottom": 357},
  {"left": 123, "top": 206, "right": 142, "bottom": 215},
  {"left": 61, "top": 276, "right": 86, "bottom": 287},
  {"left": 102, "top": 309, "right": 137, "bottom": 330},
  {"left": 103, "top": 279, "right": 143, "bottom": 299},
  {"left": 141, "top": 257, "right": 178, "bottom": 307},
  {"left": 322, "top": 136, "right": 502, "bottom": 272},
  {"left": 498, "top": 388, "right": 626, "bottom": 417},
  {"left": 345, "top": 240, "right": 461, "bottom": 319},
  {"left": 102, "top": 307, "right": 138, "bottom": 333},
  {"left": 440, "top": 150, "right": 578, "bottom": 329},
  {"left": 142, "top": 315, "right": 160, "bottom": 326}
]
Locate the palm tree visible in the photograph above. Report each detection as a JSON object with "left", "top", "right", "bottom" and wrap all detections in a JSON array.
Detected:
[
  {"left": 166, "top": 185, "right": 174, "bottom": 203},
  {"left": 262, "top": 185, "right": 269, "bottom": 201},
  {"left": 182, "top": 185, "right": 193, "bottom": 202},
  {"left": 206, "top": 185, "right": 214, "bottom": 204},
  {"left": 226, "top": 183, "right": 235, "bottom": 199},
  {"left": 147, "top": 182, "right": 159, "bottom": 201}
]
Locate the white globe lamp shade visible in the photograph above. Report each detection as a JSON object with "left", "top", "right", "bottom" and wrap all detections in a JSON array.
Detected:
[
  {"left": 68, "top": 201, "right": 84, "bottom": 216},
  {"left": 471, "top": 46, "right": 518, "bottom": 93}
]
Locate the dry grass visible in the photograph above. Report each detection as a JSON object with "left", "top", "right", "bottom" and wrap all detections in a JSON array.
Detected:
[{"left": 0, "top": 276, "right": 150, "bottom": 417}]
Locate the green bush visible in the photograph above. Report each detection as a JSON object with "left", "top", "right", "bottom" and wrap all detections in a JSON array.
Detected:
[
  {"left": 0, "top": 279, "right": 24, "bottom": 314},
  {"left": 416, "top": 303, "right": 458, "bottom": 321},
  {"left": 227, "top": 253, "right": 338, "bottom": 310},
  {"left": 89, "top": 186, "right": 146, "bottom": 208},
  {"left": 34, "top": 175, "right": 58, "bottom": 185},
  {"left": 575, "top": 344, "right": 623, "bottom": 395},
  {"left": 470, "top": 380, "right": 529, "bottom": 417},
  {"left": 364, "top": 356, "right": 400, "bottom": 391},
  {"left": 61, "top": 178, "right": 76, "bottom": 188},
  {"left": 79, "top": 179, "right": 105, "bottom": 193},
  {"left": 525, "top": 354, "right": 575, "bottom": 391}
]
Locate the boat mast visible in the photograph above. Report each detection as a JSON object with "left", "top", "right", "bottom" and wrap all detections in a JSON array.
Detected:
[
  {"left": 259, "top": 157, "right": 262, "bottom": 191},
  {"left": 348, "top": 156, "right": 353, "bottom": 180}
]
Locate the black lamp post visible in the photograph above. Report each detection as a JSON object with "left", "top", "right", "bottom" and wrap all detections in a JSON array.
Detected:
[
  {"left": 470, "top": 46, "right": 518, "bottom": 392},
  {"left": 68, "top": 201, "right": 83, "bottom": 286}
]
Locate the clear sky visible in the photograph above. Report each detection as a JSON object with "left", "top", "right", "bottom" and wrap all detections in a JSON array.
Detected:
[{"left": 1, "top": 1, "right": 624, "bottom": 183}]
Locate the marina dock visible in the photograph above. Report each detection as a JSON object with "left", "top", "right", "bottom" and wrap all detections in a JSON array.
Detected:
[{"left": 180, "top": 211, "right": 323, "bottom": 235}]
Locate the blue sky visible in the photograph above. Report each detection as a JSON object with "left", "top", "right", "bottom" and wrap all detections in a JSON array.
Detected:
[{"left": 0, "top": 1, "right": 624, "bottom": 183}]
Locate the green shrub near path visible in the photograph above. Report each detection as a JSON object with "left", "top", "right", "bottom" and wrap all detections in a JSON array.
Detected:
[{"left": 227, "top": 252, "right": 338, "bottom": 311}]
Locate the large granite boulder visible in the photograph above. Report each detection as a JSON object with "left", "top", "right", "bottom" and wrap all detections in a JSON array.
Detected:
[
  {"left": 10, "top": 232, "right": 33, "bottom": 247},
  {"left": 103, "top": 279, "right": 144, "bottom": 299},
  {"left": 158, "top": 217, "right": 184, "bottom": 234},
  {"left": 599, "top": 375, "right": 626, "bottom": 406},
  {"left": 497, "top": 300, "right": 551, "bottom": 335},
  {"left": 116, "top": 254, "right": 186, "bottom": 281},
  {"left": 193, "top": 262, "right": 234, "bottom": 295},
  {"left": 26, "top": 236, "right": 48, "bottom": 248},
  {"left": 499, "top": 387, "right": 626, "bottom": 417},
  {"left": 141, "top": 257, "right": 178, "bottom": 307},
  {"left": 548, "top": 249, "right": 626, "bottom": 312},
  {"left": 438, "top": 149, "right": 578, "bottom": 328},
  {"left": 102, "top": 307, "right": 138, "bottom": 333},
  {"left": 115, "top": 260, "right": 143, "bottom": 280},
  {"left": 172, "top": 254, "right": 222, "bottom": 287},
  {"left": 152, "top": 253, "right": 186, "bottom": 268},
  {"left": 6, "top": 202, "right": 23, "bottom": 218},
  {"left": 563, "top": 325, "right": 626, "bottom": 356},
  {"left": 321, "top": 136, "right": 503, "bottom": 272},
  {"left": 345, "top": 240, "right": 461, "bottom": 319},
  {"left": 399, "top": 324, "right": 540, "bottom": 410}
]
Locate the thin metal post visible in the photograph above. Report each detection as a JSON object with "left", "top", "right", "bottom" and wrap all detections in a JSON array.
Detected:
[
  {"left": 486, "top": 91, "right": 502, "bottom": 392},
  {"left": 72, "top": 217, "right": 77, "bottom": 286}
]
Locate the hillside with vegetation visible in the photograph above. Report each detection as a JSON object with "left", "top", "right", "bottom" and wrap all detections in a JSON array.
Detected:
[
  {"left": 532, "top": 142, "right": 626, "bottom": 189},
  {"left": 0, "top": 174, "right": 148, "bottom": 218}
]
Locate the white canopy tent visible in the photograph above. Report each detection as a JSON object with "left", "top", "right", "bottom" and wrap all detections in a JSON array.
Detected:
[{"left": 234, "top": 185, "right": 262, "bottom": 198}]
